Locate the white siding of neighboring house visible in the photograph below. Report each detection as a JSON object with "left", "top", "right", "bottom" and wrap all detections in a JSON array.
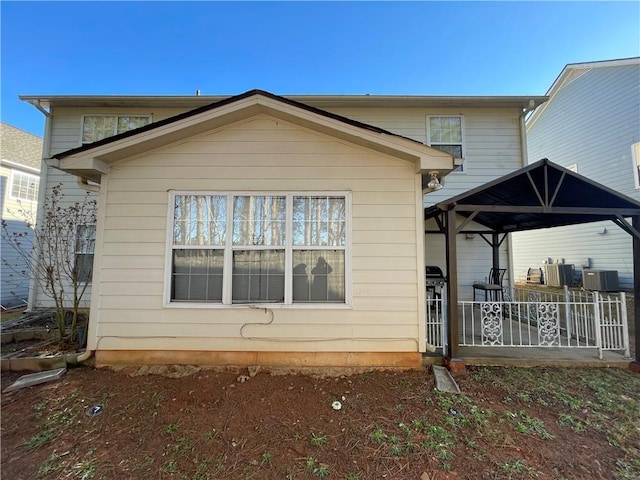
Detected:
[
  {"left": 1, "top": 165, "right": 37, "bottom": 307},
  {"left": 34, "top": 104, "right": 525, "bottom": 306},
  {"left": 1, "top": 123, "right": 42, "bottom": 309},
  {"left": 512, "top": 62, "right": 640, "bottom": 289},
  {"left": 87, "top": 115, "right": 425, "bottom": 356}
]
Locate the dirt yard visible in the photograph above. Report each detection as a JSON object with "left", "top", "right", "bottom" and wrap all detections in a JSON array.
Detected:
[{"left": 1, "top": 364, "right": 639, "bottom": 480}]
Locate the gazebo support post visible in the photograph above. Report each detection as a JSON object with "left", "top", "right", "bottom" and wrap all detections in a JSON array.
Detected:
[
  {"left": 631, "top": 215, "right": 640, "bottom": 373},
  {"left": 444, "top": 208, "right": 465, "bottom": 373},
  {"left": 492, "top": 232, "right": 500, "bottom": 270}
]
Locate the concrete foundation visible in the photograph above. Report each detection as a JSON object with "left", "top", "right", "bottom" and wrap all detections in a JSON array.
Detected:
[{"left": 95, "top": 350, "right": 423, "bottom": 369}]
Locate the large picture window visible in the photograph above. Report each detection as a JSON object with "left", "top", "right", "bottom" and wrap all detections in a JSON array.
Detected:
[
  {"left": 167, "top": 192, "right": 349, "bottom": 306},
  {"left": 82, "top": 115, "right": 150, "bottom": 144}
]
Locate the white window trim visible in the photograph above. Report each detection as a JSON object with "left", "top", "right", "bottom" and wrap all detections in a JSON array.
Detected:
[
  {"left": 632, "top": 142, "right": 640, "bottom": 189},
  {"left": 163, "top": 191, "right": 353, "bottom": 309},
  {"left": 426, "top": 115, "right": 465, "bottom": 172},
  {"left": 8, "top": 170, "right": 39, "bottom": 202},
  {"left": 80, "top": 114, "right": 152, "bottom": 145}
]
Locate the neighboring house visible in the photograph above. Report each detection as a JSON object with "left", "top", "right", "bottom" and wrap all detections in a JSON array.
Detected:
[
  {"left": 0, "top": 122, "right": 43, "bottom": 309},
  {"left": 512, "top": 57, "right": 640, "bottom": 289},
  {"left": 20, "top": 89, "right": 545, "bottom": 367}
]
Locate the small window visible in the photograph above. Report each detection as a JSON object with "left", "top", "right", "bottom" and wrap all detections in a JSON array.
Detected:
[
  {"left": 168, "top": 192, "right": 348, "bottom": 306},
  {"left": 633, "top": 142, "right": 640, "bottom": 189},
  {"left": 428, "top": 116, "right": 464, "bottom": 171},
  {"left": 82, "top": 115, "right": 150, "bottom": 144},
  {"left": 9, "top": 171, "right": 39, "bottom": 202},
  {"left": 75, "top": 224, "right": 96, "bottom": 283}
]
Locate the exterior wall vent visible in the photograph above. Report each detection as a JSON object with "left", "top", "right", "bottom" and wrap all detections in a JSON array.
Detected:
[{"left": 583, "top": 270, "right": 620, "bottom": 292}]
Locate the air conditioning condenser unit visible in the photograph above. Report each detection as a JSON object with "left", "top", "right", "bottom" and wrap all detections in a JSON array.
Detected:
[
  {"left": 583, "top": 270, "right": 619, "bottom": 292},
  {"left": 544, "top": 264, "right": 574, "bottom": 287}
]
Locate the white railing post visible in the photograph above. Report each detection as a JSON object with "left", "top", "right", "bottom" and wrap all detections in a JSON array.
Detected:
[
  {"left": 593, "top": 291, "right": 603, "bottom": 359},
  {"left": 563, "top": 285, "right": 572, "bottom": 346},
  {"left": 442, "top": 285, "right": 448, "bottom": 357},
  {"left": 620, "top": 292, "right": 630, "bottom": 358}
]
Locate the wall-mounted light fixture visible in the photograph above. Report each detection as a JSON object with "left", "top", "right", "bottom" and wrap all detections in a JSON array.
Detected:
[
  {"left": 598, "top": 227, "right": 607, "bottom": 235},
  {"left": 427, "top": 171, "right": 443, "bottom": 190},
  {"left": 465, "top": 233, "right": 475, "bottom": 240}
]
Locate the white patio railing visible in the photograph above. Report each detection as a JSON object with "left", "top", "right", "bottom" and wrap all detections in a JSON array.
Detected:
[{"left": 426, "top": 286, "right": 630, "bottom": 359}]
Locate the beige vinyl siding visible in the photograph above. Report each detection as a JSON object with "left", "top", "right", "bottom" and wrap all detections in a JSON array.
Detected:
[
  {"left": 31, "top": 106, "right": 186, "bottom": 306},
  {"left": 39, "top": 103, "right": 525, "bottom": 307},
  {"left": 89, "top": 114, "right": 421, "bottom": 353}
]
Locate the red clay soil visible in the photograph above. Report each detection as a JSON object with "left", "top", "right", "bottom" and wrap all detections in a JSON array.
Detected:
[{"left": 1, "top": 365, "right": 639, "bottom": 480}]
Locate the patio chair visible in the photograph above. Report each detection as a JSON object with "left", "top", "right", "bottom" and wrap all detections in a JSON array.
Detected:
[{"left": 473, "top": 268, "right": 506, "bottom": 301}]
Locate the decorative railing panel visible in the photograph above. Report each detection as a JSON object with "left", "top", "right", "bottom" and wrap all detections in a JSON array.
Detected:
[{"left": 426, "top": 288, "right": 629, "bottom": 358}]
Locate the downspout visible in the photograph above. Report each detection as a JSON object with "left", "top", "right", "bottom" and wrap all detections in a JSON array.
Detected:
[
  {"left": 75, "top": 176, "right": 99, "bottom": 361},
  {"left": 26, "top": 105, "right": 52, "bottom": 311},
  {"left": 507, "top": 99, "right": 538, "bottom": 294},
  {"left": 77, "top": 349, "right": 94, "bottom": 363},
  {"left": 519, "top": 99, "right": 536, "bottom": 168}
]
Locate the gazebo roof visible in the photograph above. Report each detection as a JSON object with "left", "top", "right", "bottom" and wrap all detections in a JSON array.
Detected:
[{"left": 424, "top": 158, "right": 640, "bottom": 236}]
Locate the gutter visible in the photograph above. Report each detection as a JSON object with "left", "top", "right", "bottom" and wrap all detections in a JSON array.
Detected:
[
  {"left": 26, "top": 110, "right": 53, "bottom": 311},
  {"left": 507, "top": 99, "right": 539, "bottom": 295}
]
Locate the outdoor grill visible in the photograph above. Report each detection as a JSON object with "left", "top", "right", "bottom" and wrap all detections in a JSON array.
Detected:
[{"left": 425, "top": 265, "right": 446, "bottom": 299}]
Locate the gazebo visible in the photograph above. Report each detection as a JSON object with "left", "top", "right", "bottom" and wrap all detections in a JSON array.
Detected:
[{"left": 424, "top": 158, "right": 640, "bottom": 371}]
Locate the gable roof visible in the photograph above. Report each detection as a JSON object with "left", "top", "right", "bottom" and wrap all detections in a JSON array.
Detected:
[
  {"left": 48, "top": 89, "right": 455, "bottom": 183},
  {"left": 0, "top": 122, "right": 43, "bottom": 172},
  {"left": 527, "top": 57, "right": 640, "bottom": 128},
  {"left": 424, "top": 158, "right": 640, "bottom": 235}
]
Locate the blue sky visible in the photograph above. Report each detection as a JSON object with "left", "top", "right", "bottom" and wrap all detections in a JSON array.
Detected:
[{"left": 2, "top": 1, "right": 639, "bottom": 136}]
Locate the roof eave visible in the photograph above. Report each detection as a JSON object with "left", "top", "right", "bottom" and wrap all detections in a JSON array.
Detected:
[{"left": 20, "top": 94, "right": 549, "bottom": 111}]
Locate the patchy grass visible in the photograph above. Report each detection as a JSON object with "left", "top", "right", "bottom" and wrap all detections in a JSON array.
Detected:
[{"left": 1, "top": 366, "right": 639, "bottom": 480}]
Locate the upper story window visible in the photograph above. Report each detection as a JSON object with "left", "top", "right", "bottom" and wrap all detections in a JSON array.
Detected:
[
  {"left": 167, "top": 192, "right": 349, "bottom": 306},
  {"left": 633, "top": 142, "right": 640, "bottom": 189},
  {"left": 427, "top": 116, "right": 464, "bottom": 171},
  {"left": 9, "top": 170, "right": 39, "bottom": 202},
  {"left": 82, "top": 115, "right": 150, "bottom": 144}
]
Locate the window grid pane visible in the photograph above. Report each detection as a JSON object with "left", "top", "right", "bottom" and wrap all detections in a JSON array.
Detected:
[
  {"left": 292, "top": 250, "right": 345, "bottom": 303},
  {"left": 116, "top": 116, "right": 150, "bottom": 134},
  {"left": 172, "top": 249, "right": 224, "bottom": 302},
  {"left": 173, "top": 195, "right": 227, "bottom": 246},
  {"left": 232, "top": 250, "right": 285, "bottom": 303},
  {"left": 429, "top": 116, "right": 462, "bottom": 155},
  {"left": 233, "top": 196, "right": 286, "bottom": 246},
  {"left": 82, "top": 116, "right": 116, "bottom": 144},
  {"left": 292, "top": 196, "right": 345, "bottom": 246}
]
